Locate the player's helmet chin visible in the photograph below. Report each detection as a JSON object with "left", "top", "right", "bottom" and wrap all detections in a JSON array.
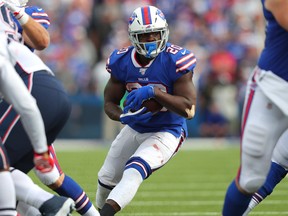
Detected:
[{"left": 128, "top": 6, "right": 169, "bottom": 59}]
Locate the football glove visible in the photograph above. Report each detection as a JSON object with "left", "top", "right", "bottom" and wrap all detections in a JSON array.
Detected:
[
  {"left": 4, "top": 0, "right": 29, "bottom": 25},
  {"left": 124, "top": 86, "right": 155, "bottom": 113},
  {"left": 33, "top": 151, "right": 54, "bottom": 173},
  {"left": 120, "top": 107, "right": 152, "bottom": 124},
  {"left": 2, "top": 0, "right": 21, "bottom": 6}
]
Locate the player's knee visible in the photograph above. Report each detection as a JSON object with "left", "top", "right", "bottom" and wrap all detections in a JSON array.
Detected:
[
  {"left": 273, "top": 147, "right": 288, "bottom": 169},
  {"left": 239, "top": 176, "right": 266, "bottom": 193},
  {"left": 98, "top": 166, "right": 121, "bottom": 187},
  {"left": 125, "top": 156, "right": 152, "bottom": 180}
]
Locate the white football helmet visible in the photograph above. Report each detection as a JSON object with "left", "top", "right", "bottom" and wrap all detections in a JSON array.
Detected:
[{"left": 128, "top": 6, "right": 169, "bottom": 59}]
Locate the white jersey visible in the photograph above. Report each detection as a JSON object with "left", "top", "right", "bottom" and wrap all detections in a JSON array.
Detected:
[
  {"left": 0, "top": 1, "right": 23, "bottom": 43},
  {"left": 8, "top": 38, "right": 53, "bottom": 74},
  {"left": 0, "top": 33, "right": 48, "bottom": 153}
]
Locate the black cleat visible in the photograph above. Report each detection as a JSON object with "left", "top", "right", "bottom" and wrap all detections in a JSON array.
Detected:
[{"left": 39, "top": 196, "right": 75, "bottom": 216}]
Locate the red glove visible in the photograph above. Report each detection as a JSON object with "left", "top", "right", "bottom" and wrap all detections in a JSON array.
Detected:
[{"left": 33, "top": 151, "right": 54, "bottom": 173}]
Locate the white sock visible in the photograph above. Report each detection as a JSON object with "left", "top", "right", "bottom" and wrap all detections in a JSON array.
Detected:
[
  {"left": 10, "top": 168, "right": 53, "bottom": 208},
  {"left": 107, "top": 168, "right": 143, "bottom": 209},
  {"left": 82, "top": 206, "right": 100, "bottom": 216},
  {"left": 243, "top": 198, "right": 259, "bottom": 216},
  {"left": 17, "top": 201, "right": 40, "bottom": 216},
  {"left": 96, "top": 182, "right": 112, "bottom": 209},
  {"left": 0, "top": 171, "right": 17, "bottom": 216}
]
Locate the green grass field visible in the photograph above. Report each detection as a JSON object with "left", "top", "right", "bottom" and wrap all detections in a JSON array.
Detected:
[{"left": 29, "top": 145, "right": 288, "bottom": 215}]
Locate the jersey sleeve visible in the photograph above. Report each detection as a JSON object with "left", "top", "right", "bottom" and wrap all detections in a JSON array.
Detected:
[
  {"left": 166, "top": 43, "right": 197, "bottom": 80},
  {"left": 106, "top": 47, "right": 132, "bottom": 82},
  {"left": 25, "top": 6, "right": 50, "bottom": 29}
]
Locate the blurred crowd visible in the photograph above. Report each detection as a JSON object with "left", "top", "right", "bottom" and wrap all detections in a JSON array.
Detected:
[{"left": 30, "top": 0, "right": 264, "bottom": 138}]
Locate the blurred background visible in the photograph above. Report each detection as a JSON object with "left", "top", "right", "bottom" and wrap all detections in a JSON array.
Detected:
[{"left": 30, "top": 0, "right": 264, "bottom": 141}]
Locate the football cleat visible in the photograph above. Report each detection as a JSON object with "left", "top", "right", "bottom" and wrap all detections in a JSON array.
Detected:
[{"left": 39, "top": 195, "right": 75, "bottom": 216}]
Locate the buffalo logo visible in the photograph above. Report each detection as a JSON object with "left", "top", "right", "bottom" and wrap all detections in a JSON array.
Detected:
[
  {"left": 156, "top": 9, "right": 165, "bottom": 20},
  {"left": 129, "top": 12, "right": 137, "bottom": 25}
]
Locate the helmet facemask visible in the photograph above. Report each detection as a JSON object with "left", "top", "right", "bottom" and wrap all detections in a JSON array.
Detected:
[{"left": 128, "top": 6, "right": 169, "bottom": 59}]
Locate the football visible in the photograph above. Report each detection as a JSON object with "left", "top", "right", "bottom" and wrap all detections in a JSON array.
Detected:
[
  {"left": 141, "top": 98, "right": 163, "bottom": 114},
  {"left": 124, "top": 98, "right": 163, "bottom": 114}
]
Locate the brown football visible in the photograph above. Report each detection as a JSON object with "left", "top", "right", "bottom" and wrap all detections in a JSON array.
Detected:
[
  {"left": 142, "top": 99, "right": 163, "bottom": 114},
  {"left": 124, "top": 99, "right": 163, "bottom": 114}
]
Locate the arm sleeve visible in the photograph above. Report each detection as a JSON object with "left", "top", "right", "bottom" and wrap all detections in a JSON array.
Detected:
[{"left": 0, "top": 56, "right": 48, "bottom": 153}]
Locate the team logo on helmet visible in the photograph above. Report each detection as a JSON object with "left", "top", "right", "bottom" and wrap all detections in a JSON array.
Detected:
[
  {"left": 156, "top": 9, "right": 165, "bottom": 20},
  {"left": 129, "top": 12, "right": 137, "bottom": 25}
]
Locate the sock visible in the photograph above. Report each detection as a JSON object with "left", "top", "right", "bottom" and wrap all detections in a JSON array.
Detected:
[
  {"left": 55, "top": 175, "right": 97, "bottom": 215},
  {"left": 222, "top": 180, "right": 251, "bottom": 216},
  {"left": 10, "top": 168, "right": 53, "bottom": 208},
  {"left": 96, "top": 181, "right": 113, "bottom": 210},
  {"left": 99, "top": 203, "right": 116, "bottom": 216},
  {"left": 0, "top": 171, "right": 17, "bottom": 216},
  {"left": 107, "top": 168, "right": 143, "bottom": 209}
]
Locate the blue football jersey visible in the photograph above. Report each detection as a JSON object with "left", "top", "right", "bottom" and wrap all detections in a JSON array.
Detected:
[
  {"left": 106, "top": 43, "right": 197, "bottom": 137},
  {"left": 258, "top": 0, "right": 288, "bottom": 81}
]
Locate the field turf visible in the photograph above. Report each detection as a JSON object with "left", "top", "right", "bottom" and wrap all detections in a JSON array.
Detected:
[{"left": 29, "top": 144, "right": 288, "bottom": 215}]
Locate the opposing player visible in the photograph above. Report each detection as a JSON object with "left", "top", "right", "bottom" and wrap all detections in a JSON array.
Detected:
[
  {"left": 96, "top": 6, "right": 197, "bottom": 215},
  {"left": 222, "top": 0, "right": 288, "bottom": 215},
  {"left": 2, "top": 1, "right": 100, "bottom": 215},
  {"left": 0, "top": 32, "right": 75, "bottom": 216}
]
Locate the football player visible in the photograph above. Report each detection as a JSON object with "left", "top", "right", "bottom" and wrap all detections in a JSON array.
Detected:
[
  {"left": 222, "top": 0, "right": 288, "bottom": 215},
  {"left": 0, "top": 1, "right": 99, "bottom": 215},
  {"left": 0, "top": 32, "right": 75, "bottom": 216},
  {"left": 96, "top": 6, "right": 197, "bottom": 215}
]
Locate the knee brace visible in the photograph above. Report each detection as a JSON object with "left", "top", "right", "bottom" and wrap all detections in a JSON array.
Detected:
[{"left": 125, "top": 157, "right": 152, "bottom": 180}]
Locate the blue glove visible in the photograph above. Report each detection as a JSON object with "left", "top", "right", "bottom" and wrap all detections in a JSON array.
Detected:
[
  {"left": 120, "top": 107, "right": 152, "bottom": 124},
  {"left": 124, "top": 86, "right": 155, "bottom": 113}
]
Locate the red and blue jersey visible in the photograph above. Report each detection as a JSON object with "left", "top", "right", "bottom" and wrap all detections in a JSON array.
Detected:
[
  {"left": 258, "top": 0, "right": 288, "bottom": 81},
  {"left": 106, "top": 43, "right": 197, "bottom": 137}
]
